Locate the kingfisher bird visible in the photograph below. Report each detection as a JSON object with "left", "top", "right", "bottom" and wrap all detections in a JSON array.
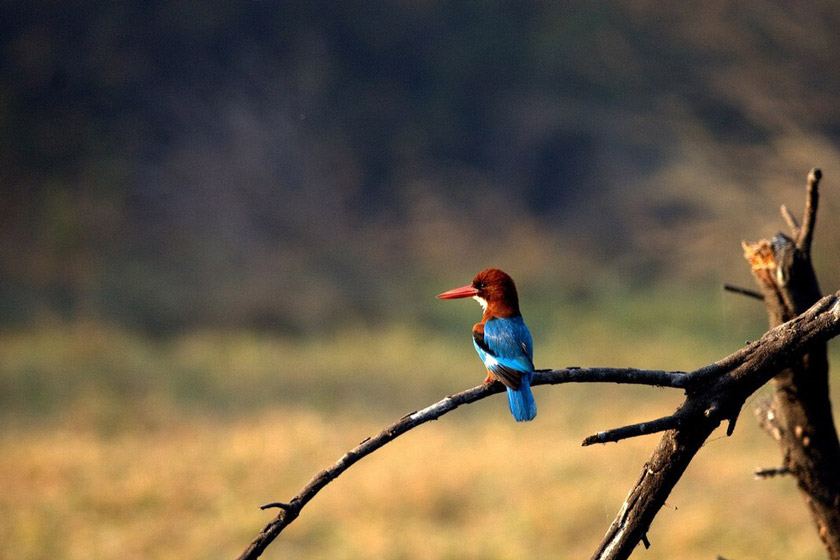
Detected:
[{"left": 437, "top": 268, "right": 537, "bottom": 422}]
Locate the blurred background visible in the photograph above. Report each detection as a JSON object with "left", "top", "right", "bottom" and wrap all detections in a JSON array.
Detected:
[{"left": 2, "top": 2, "right": 840, "bottom": 559}]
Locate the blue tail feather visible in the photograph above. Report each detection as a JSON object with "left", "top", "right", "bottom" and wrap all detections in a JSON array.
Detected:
[{"left": 506, "top": 377, "right": 537, "bottom": 422}]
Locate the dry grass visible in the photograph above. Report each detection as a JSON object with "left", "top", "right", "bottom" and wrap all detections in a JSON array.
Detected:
[
  {"left": 0, "top": 402, "right": 825, "bottom": 560},
  {"left": 0, "top": 310, "right": 836, "bottom": 559}
]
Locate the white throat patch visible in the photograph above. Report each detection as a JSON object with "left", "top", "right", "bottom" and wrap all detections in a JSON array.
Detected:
[{"left": 473, "top": 295, "right": 488, "bottom": 311}]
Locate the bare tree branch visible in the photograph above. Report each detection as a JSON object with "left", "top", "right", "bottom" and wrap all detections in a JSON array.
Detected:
[
  {"left": 754, "top": 466, "right": 791, "bottom": 479},
  {"left": 538, "top": 367, "right": 689, "bottom": 388},
  {"left": 723, "top": 283, "right": 765, "bottom": 301},
  {"left": 236, "top": 292, "right": 840, "bottom": 560},
  {"left": 797, "top": 167, "right": 821, "bottom": 253},
  {"left": 590, "top": 291, "right": 840, "bottom": 560},
  {"left": 237, "top": 168, "right": 838, "bottom": 560},
  {"left": 780, "top": 203, "right": 800, "bottom": 237},
  {"left": 582, "top": 414, "right": 682, "bottom": 446},
  {"left": 235, "top": 366, "right": 687, "bottom": 560}
]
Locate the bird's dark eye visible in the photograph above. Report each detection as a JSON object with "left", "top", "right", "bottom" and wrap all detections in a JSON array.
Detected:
[{"left": 475, "top": 282, "right": 486, "bottom": 289}]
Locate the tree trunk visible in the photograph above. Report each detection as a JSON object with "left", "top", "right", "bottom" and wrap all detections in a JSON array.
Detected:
[{"left": 742, "top": 168, "right": 840, "bottom": 559}]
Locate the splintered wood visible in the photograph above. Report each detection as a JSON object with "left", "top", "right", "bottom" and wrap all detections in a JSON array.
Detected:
[{"left": 742, "top": 239, "right": 778, "bottom": 288}]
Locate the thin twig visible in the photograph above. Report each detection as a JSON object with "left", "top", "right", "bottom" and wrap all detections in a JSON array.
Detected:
[
  {"left": 780, "top": 203, "right": 800, "bottom": 237},
  {"left": 582, "top": 414, "right": 683, "bottom": 446},
  {"left": 723, "top": 284, "right": 764, "bottom": 301},
  {"left": 641, "top": 534, "right": 651, "bottom": 549},
  {"left": 797, "top": 167, "right": 821, "bottom": 254},
  {"left": 754, "top": 466, "right": 791, "bottom": 479}
]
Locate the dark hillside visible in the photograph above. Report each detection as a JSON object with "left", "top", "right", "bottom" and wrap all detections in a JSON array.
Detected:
[{"left": 2, "top": 2, "right": 839, "bottom": 332}]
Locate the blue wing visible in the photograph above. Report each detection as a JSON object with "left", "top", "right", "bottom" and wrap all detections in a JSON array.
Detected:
[{"left": 472, "top": 316, "right": 534, "bottom": 389}]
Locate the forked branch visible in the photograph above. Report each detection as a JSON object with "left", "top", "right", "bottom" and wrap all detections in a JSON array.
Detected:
[
  {"left": 237, "top": 292, "right": 840, "bottom": 560},
  {"left": 591, "top": 291, "right": 840, "bottom": 560},
  {"left": 236, "top": 367, "right": 687, "bottom": 560},
  {"left": 238, "top": 168, "right": 837, "bottom": 560}
]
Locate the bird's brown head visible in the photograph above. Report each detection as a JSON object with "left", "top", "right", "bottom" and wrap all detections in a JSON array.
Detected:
[{"left": 437, "top": 268, "right": 521, "bottom": 318}]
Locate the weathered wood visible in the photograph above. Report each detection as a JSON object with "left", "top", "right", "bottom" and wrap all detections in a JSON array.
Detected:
[
  {"left": 236, "top": 168, "right": 840, "bottom": 560},
  {"left": 235, "top": 367, "right": 688, "bottom": 560},
  {"left": 236, "top": 292, "right": 840, "bottom": 560},
  {"left": 743, "top": 168, "right": 840, "bottom": 559},
  {"left": 591, "top": 291, "right": 840, "bottom": 560}
]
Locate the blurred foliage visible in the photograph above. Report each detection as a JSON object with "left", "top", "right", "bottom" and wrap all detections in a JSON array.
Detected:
[{"left": 2, "top": 2, "right": 840, "bottom": 333}]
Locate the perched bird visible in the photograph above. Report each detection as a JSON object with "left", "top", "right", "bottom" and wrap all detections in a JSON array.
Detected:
[{"left": 437, "top": 268, "right": 537, "bottom": 422}]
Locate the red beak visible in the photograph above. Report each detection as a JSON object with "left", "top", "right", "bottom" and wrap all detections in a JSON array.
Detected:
[{"left": 437, "top": 284, "right": 479, "bottom": 299}]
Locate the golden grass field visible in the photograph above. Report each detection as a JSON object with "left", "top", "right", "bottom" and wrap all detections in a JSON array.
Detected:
[{"left": 1, "top": 291, "right": 837, "bottom": 559}]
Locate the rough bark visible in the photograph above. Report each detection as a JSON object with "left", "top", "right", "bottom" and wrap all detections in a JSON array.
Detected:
[
  {"left": 236, "top": 292, "right": 840, "bottom": 560},
  {"left": 590, "top": 291, "right": 840, "bottom": 559},
  {"left": 236, "top": 367, "right": 688, "bottom": 560},
  {"left": 742, "top": 168, "right": 840, "bottom": 559}
]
